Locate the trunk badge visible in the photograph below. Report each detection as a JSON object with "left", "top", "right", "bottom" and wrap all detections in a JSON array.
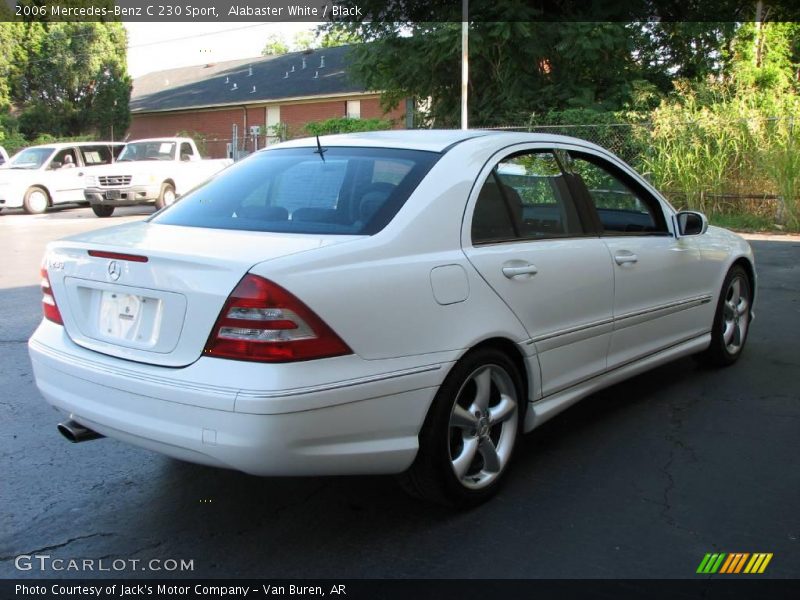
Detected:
[{"left": 107, "top": 261, "right": 122, "bottom": 281}]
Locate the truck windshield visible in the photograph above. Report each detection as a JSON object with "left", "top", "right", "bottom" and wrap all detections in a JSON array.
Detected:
[
  {"left": 9, "top": 147, "right": 54, "bottom": 170},
  {"left": 118, "top": 141, "right": 176, "bottom": 162},
  {"left": 151, "top": 147, "right": 440, "bottom": 235}
]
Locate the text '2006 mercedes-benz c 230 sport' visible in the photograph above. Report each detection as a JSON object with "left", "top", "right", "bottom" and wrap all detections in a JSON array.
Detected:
[{"left": 29, "top": 130, "right": 755, "bottom": 505}]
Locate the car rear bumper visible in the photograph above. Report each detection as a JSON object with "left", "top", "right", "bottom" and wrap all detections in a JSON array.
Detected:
[
  {"left": 29, "top": 320, "right": 448, "bottom": 476},
  {"left": 85, "top": 185, "right": 159, "bottom": 206}
]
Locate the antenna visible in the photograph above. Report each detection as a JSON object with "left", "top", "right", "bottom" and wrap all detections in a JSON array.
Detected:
[{"left": 314, "top": 135, "right": 327, "bottom": 162}]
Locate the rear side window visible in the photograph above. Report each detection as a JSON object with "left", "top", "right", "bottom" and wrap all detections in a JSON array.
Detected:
[{"left": 152, "top": 147, "right": 439, "bottom": 235}]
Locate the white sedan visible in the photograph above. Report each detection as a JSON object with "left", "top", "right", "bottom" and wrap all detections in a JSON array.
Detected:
[{"left": 29, "top": 131, "right": 755, "bottom": 505}]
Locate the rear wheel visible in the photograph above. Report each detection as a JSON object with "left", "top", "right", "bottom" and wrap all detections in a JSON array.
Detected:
[
  {"left": 699, "top": 265, "right": 752, "bottom": 366},
  {"left": 23, "top": 186, "right": 49, "bottom": 214},
  {"left": 91, "top": 204, "right": 115, "bottom": 218},
  {"left": 400, "top": 347, "right": 522, "bottom": 506},
  {"left": 155, "top": 182, "right": 176, "bottom": 210}
]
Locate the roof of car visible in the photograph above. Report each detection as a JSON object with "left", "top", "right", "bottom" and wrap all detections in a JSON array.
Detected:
[
  {"left": 270, "top": 129, "right": 605, "bottom": 154},
  {"left": 271, "top": 130, "right": 495, "bottom": 153}
]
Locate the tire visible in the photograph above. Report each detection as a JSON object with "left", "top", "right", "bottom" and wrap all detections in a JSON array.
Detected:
[
  {"left": 155, "top": 182, "right": 176, "bottom": 210},
  {"left": 698, "top": 265, "right": 752, "bottom": 367},
  {"left": 91, "top": 204, "right": 115, "bottom": 218},
  {"left": 23, "top": 186, "right": 49, "bottom": 215},
  {"left": 399, "top": 347, "right": 523, "bottom": 506}
]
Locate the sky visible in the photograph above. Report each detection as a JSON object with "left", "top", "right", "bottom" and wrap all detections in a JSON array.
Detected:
[{"left": 124, "top": 22, "right": 321, "bottom": 78}]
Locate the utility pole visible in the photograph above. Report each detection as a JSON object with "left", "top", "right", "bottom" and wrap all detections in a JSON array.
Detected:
[{"left": 461, "top": 0, "right": 468, "bottom": 130}]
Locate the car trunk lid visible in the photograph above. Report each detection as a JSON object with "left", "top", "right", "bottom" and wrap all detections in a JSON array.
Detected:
[{"left": 45, "top": 221, "right": 360, "bottom": 367}]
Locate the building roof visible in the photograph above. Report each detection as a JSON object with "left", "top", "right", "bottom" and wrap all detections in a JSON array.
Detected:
[{"left": 130, "top": 45, "right": 366, "bottom": 114}]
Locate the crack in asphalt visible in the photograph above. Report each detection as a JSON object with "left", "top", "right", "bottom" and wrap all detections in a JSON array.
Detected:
[
  {"left": 96, "top": 539, "right": 164, "bottom": 562},
  {"left": 0, "top": 532, "right": 115, "bottom": 561},
  {"left": 655, "top": 393, "right": 702, "bottom": 535}
]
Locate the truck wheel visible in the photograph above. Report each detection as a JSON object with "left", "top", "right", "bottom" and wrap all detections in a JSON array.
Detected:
[
  {"left": 155, "top": 182, "right": 176, "bottom": 210},
  {"left": 23, "top": 186, "right": 49, "bottom": 214},
  {"left": 91, "top": 205, "right": 115, "bottom": 218}
]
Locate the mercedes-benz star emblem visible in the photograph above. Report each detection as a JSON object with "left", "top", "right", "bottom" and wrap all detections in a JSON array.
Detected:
[{"left": 107, "top": 260, "right": 121, "bottom": 281}]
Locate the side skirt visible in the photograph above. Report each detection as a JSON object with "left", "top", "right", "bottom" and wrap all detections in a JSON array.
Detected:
[{"left": 522, "top": 333, "right": 711, "bottom": 433}]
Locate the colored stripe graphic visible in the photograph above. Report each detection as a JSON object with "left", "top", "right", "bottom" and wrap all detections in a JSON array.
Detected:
[
  {"left": 697, "top": 553, "right": 726, "bottom": 574},
  {"left": 720, "top": 553, "right": 749, "bottom": 573},
  {"left": 698, "top": 552, "right": 773, "bottom": 574},
  {"left": 744, "top": 553, "right": 773, "bottom": 574}
]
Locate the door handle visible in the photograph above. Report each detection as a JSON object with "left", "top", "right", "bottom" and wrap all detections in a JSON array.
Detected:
[
  {"left": 502, "top": 264, "right": 538, "bottom": 278},
  {"left": 614, "top": 252, "right": 638, "bottom": 265}
]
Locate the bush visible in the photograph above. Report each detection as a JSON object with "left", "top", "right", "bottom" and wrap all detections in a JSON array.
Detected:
[{"left": 303, "top": 117, "right": 393, "bottom": 136}]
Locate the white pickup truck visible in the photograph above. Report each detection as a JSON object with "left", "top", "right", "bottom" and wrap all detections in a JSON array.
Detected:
[{"left": 83, "top": 137, "right": 232, "bottom": 217}]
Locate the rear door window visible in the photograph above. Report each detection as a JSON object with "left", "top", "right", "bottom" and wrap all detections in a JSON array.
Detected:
[{"left": 472, "top": 150, "right": 585, "bottom": 244}]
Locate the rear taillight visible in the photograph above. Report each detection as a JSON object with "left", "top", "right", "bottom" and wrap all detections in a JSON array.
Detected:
[
  {"left": 204, "top": 274, "right": 352, "bottom": 363},
  {"left": 40, "top": 267, "right": 63, "bottom": 325}
]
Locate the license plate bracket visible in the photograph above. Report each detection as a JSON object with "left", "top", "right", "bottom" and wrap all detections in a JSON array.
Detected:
[{"left": 98, "top": 291, "right": 148, "bottom": 341}]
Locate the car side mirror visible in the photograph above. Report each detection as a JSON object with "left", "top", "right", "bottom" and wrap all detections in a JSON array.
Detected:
[
  {"left": 49, "top": 162, "right": 62, "bottom": 170},
  {"left": 675, "top": 211, "right": 708, "bottom": 237}
]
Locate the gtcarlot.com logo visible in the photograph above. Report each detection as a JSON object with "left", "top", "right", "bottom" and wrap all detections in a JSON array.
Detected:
[
  {"left": 14, "top": 554, "right": 194, "bottom": 572},
  {"left": 697, "top": 552, "right": 773, "bottom": 574}
]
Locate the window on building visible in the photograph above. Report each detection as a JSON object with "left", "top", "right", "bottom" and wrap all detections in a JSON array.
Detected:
[{"left": 346, "top": 100, "right": 361, "bottom": 119}]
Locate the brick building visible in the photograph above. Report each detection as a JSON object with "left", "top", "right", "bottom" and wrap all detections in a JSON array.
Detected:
[{"left": 128, "top": 45, "right": 408, "bottom": 158}]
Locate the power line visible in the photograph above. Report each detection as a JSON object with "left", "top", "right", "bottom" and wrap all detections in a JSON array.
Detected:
[{"left": 127, "top": 23, "right": 274, "bottom": 49}]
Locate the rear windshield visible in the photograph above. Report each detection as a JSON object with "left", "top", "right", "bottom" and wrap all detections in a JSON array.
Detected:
[{"left": 151, "top": 147, "right": 440, "bottom": 235}]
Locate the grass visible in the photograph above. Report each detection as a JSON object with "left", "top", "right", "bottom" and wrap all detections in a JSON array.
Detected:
[{"left": 709, "top": 212, "right": 786, "bottom": 233}]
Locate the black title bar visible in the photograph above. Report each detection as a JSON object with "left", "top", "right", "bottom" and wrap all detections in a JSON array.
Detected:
[{"left": 3, "top": 0, "right": 800, "bottom": 22}]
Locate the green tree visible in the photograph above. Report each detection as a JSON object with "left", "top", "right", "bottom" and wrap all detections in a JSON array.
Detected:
[
  {"left": 261, "top": 33, "right": 289, "bottom": 56},
  {"left": 318, "top": 24, "right": 362, "bottom": 48},
  {"left": 292, "top": 30, "right": 315, "bottom": 51},
  {"left": 16, "top": 21, "right": 131, "bottom": 139}
]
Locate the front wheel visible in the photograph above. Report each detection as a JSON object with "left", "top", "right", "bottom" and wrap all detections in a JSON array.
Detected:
[
  {"left": 91, "top": 204, "right": 115, "bottom": 218},
  {"left": 699, "top": 265, "right": 752, "bottom": 367},
  {"left": 155, "top": 182, "right": 176, "bottom": 210},
  {"left": 400, "top": 347, "right": 523, "bottom": 506}
]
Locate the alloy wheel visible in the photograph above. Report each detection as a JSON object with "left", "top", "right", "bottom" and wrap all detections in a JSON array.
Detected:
[{"left": 448, "top": 364, "right": 518, "bottom": 490}]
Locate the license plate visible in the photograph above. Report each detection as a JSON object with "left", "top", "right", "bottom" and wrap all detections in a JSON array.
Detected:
[
  {"left": 106, "top": 189, "right": 121, "bottom": 200},
  {"left": 99, "top": 291, "right": 146, "bottom": 341}
]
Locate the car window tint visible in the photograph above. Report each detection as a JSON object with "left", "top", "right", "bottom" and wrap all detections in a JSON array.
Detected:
[
  {"left": 471, "top": 171, "right": 518, "bottom": 244},
  {"left": 152, "top": 147, "right": 439, "bottom": 235},
  {"left": 494, "top": 151, "right": 583, "bottom": 239},
  {"left": 568, "top": 153, "right": 667, "bottom": 234}
]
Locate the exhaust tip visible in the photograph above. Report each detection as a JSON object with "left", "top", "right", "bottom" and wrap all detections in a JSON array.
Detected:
[{"left": 58, "top": 420, "right": 104, "bottom": 443}]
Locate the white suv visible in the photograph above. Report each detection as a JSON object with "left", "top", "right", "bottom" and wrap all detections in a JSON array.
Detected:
[{"left": 0, "top": 142, "right": 124, "bottom": 214}]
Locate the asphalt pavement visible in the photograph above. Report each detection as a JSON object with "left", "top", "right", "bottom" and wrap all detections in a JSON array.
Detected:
[{"left": 1, "top": 206, "right": 798, "bottom": 579}]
